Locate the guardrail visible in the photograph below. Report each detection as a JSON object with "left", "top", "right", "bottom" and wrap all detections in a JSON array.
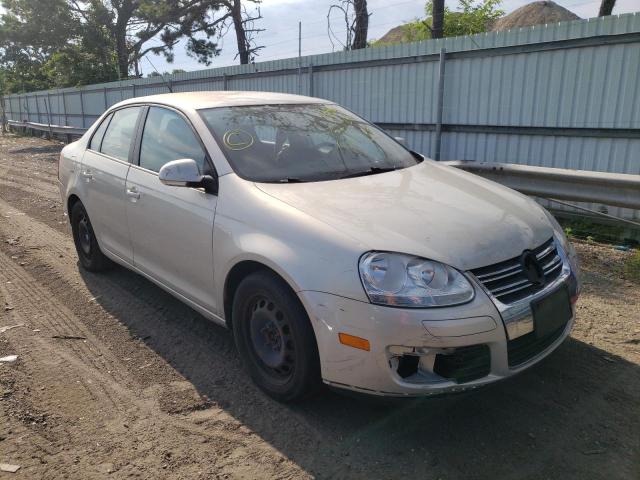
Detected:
[
  {"left": 7, "top": 120, "right": 87, "bottom": 139},
  {"left": 3, "top": 120, "right": 639, "bottom": 212},
  {"left": 443, "top": 161, "right": 640, "bottom": 211}
]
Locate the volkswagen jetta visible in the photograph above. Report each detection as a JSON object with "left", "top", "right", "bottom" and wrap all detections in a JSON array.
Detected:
[{"left": 58, "top": 92, "right": 580, "bottom": 401}]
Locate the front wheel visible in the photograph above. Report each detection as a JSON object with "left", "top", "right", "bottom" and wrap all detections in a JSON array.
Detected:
[
  {"left": 232, "top": 271, "right": 321, "bottom": 402},
  {"left": 70, "top": 201, "right": 111, "bottom": 272}
]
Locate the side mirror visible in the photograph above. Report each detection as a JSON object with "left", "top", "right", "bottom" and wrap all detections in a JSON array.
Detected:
[
  {"left": 159, "top": 159, "right": 203, "bottom": 187},
  {"left": 159, "top": 158, "right": 218, "bottom": 194}
]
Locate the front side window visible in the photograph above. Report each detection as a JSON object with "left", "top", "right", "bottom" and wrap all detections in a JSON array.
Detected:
[
  {"left": 89, "top": 113, "right": 112, "bottom": 151},
  {"left": 139, "top": 107, "right": 207, "bottom": 173},
  {"left": 100, "top": 107, "right": 141, "bottom": 162},
  {"left": 199, "top": 103, "right": 419, "bottom": 182}
]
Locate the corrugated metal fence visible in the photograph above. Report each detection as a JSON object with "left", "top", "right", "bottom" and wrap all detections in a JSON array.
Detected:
[{"left": 2, "top": 12, "right": 640, "bottom": 218}]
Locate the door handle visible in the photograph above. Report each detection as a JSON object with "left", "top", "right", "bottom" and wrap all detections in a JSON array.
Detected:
[
  {"left": 126, "top": 187, "right": 141, "bottom": 200},
  {"left": 81, "top": 170, "right": 93, "bottom": 181}
]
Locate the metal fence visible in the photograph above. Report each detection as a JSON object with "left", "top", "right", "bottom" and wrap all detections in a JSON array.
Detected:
[{"left": 2, "top": 12, "right": 640, "bottom": 220}]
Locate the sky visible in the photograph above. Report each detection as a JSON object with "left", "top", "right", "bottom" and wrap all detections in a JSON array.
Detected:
[{"left": 146, "top": 0, "right": 640, "bottom": 75}]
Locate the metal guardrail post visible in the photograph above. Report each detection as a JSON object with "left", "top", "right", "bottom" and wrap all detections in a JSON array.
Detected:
[
  {"left": 47, "top": 92, "right": 53, "bottom": 124},
  {"left": 35, "top": 95, "right": 41, "bottom": 124},
  {"left": 79, "top": 90, "right": 85, "bottom": 128},
  {"left": 43, "top": 96, "right": 54, "bottom": 139},
  {"left": 434, "top": 48, "right": 446, "bottom": 161},
  {"left": 62, "top": 91, "right": 68, "bottom": 126},
  {"left": 0, "top": 96, "right": 7, "bottom": 134}
]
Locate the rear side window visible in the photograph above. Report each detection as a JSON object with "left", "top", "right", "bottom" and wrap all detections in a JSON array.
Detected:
[
  {"left": 89, "top": 113, "right": 112, "bottom": 151},
  {"left": 139, "top": 107, "right": 206, "bottom": 173},
  {"left": 100, "top": 107, "right": 141, "bottom": 162}
]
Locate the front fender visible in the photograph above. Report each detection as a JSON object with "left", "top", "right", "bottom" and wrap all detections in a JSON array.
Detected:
[{"left": 213, "top": 175, "right": 370, "bottom": 318}]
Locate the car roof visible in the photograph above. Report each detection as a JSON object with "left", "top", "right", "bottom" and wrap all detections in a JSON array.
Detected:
[{"left": 116, "top": 91, "right": 330, "bottom": 110}]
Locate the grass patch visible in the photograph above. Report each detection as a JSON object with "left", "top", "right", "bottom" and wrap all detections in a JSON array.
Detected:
[
  {"left": 625, "top": 251, "right": 640, "bottom": 283},
  {"left": 557, "top": 217, "right": 638, "bottom": 247}
]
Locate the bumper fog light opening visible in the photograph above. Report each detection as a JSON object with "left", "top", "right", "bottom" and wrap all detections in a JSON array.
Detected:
[{"left": 396, "top": 354, "right": 420, "bottom": 379}]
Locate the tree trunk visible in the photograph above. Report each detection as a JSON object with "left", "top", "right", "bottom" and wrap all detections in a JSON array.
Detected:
[
  {"left": 231, "top": 0, "right": 249, "bottom": 64},
  {"left": 431, "top": 0, "right": 445, "bottom": 39},
  {"left": 114, "top": 0, "right": 134, "bottom": 79},
  {"left": 115, "top": 25, "right": 129, "bottom": 79},
  {"left": 351, "top": 0, "right": 369, "bottom": 50},
  {"left": 598, "top": 0, "right": 616, "bottom": 16}
]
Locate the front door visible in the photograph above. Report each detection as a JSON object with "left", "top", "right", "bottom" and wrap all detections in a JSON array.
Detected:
[{"left": 124, "top": 106, "right": 218, "bottom": 311}]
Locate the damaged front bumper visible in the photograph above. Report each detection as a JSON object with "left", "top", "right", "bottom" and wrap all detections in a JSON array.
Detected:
[{"left": 299, "top": 260, "right": 579, "bottom": 397}]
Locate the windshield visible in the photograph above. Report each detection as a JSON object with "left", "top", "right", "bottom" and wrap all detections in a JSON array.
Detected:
[{"left": 199, "top": 103, "right": 420, "bottom": 182}]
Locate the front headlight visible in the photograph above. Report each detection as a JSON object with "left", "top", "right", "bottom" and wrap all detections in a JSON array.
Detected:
[{"left": 358, "top": 252, "right": 475, "bottom": 307}]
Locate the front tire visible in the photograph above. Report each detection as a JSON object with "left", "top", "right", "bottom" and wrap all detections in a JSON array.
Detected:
[
  {"left": 232, "top": 271, "right": 321, "bottom": 402},
  {"left": 70, "top": 201, "right": 111, "bottom": 272}
]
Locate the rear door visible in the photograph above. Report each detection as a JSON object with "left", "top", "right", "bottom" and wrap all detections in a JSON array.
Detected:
[
  {"left": 124, "top": 105, "right": 218, "bottom": 311},
  {"left": 80, "top": 106, "right": 142, "bottom": 264}
]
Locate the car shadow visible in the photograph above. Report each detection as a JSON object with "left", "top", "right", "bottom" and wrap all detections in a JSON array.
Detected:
[
  {"left": 9, "top": 144, "right": 62, "bottom": 156},
  {"left": 79, "top": 265, "right": 639, "bottom": 480}
]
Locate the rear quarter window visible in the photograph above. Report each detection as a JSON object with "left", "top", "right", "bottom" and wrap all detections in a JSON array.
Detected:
[
  {"left": 89, "top": 113, "right": 112, "bottom": 151},
  {"left": 100, "top": 107, "right": 142, "bottom": 162}
]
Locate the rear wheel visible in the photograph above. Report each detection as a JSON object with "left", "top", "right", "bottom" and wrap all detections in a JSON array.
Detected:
[
  {"left": 232, "top": 270, "right": 321, "bottom": 402},
  {"left": 70, "top": 201, "right": 111, "bottom": 272}
]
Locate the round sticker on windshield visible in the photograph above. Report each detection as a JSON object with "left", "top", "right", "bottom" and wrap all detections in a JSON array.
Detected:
[{"left": 223, "top": 129, "right": 254, "bottom": 151}]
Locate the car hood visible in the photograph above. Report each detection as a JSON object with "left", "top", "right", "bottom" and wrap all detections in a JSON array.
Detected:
[{"left": 255, "top": 161, "right": 553, "bottom": 271}]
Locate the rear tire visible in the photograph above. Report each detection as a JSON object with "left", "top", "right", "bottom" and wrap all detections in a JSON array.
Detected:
[
  {"left": 70, "top": 201, "right": 111, "bottom": 272},
  {"left": 232, "top": 270, "right": 321, "bottom": 402}
]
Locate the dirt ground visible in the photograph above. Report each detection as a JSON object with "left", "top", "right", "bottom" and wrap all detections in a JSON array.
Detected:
[{"left": 0, "top": 133, "right": 638, "bottom": 480}]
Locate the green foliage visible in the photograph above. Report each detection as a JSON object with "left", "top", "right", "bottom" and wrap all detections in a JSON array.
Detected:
[
  {"left": 556, "top": 217, "right": 639, "bottom": 246},
  {"left": 625, "top": 250, "right": 640, "bottom": 283},
  {"left": 0, "top": 0, "right": 118, "bottom": 93},
  {"left": 372, "top": 0, "right": 504, "bottom": 45},
  {"left": 0, "top": 0, "right": 256, "bottom": 93},
  {"left": 147, "top": 69, "right": 187, "bottom": 78}
]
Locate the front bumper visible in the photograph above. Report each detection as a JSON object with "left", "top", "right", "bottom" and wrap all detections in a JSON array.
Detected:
[{"left": 299, "top": 261, "right": 578, "bottom": 397}]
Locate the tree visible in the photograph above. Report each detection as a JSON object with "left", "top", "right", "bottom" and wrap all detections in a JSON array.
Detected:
[
  {"left": 225, "top": 0, "right": 264, "bottom": 64},
  {"left": 598, "top": 0, "right": 615, "bottom": 16},
  {"left": 431, "top": 0, "right": 444, "bottom": 39},
  {"left": 351, "top": 0, "right": 369, "bottom": 49},
  {"left": 66, "top": 1, "right": 240, "bottom": 79},
  {"left": 327, "top": 0, "right": 370, "bottom": 51},
  {"left": 1, "top": 0, "right": 265, "bottom": 93},
  {"left": 372, "top": 0, "right": 503, "bottom": 45},
  {"left": 0, "top": 0, "right": 117, "bottom": 92}
]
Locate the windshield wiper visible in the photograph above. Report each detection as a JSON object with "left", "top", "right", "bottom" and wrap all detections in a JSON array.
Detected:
[
  {"left": 276, "top": 177, "right": 306, "bottom": 183},
  {"left": 338, "top": 166, "right": 398, "bottom": 179}
]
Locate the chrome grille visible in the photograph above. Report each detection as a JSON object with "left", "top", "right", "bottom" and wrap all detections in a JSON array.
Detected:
[{"left": 470, "top": 238, "right": 563, "bottom": 304}]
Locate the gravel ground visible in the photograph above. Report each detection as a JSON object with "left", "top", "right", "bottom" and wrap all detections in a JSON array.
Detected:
[{"left": 0, "top": 133, "right": 638, "bottom": 479}]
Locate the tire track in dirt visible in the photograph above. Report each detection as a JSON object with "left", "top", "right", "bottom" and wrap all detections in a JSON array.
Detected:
[
  {"left": 0, "top": 191, "right": 311, "bottom": 478},
  {"left": 0, "top": 230, "right": 306, "bottom": 478},
  {"left": 0, "top": 250, "right": 132, "bottom": 412},
  {"left": 0, "top": 175, "right": 60, "bottom": 197},
  {"left": 0, "top": 196, "right": 239, "bottom": 381}
]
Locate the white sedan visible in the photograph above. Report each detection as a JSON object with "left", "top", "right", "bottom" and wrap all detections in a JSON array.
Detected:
[{"left": 58, "top": 92, "right": 580, "bottom": 401}]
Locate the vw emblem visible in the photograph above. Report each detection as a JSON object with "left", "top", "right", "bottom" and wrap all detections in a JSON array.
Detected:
[{"left": 520, "top": 251, "right": 545, "bottom": 286}]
